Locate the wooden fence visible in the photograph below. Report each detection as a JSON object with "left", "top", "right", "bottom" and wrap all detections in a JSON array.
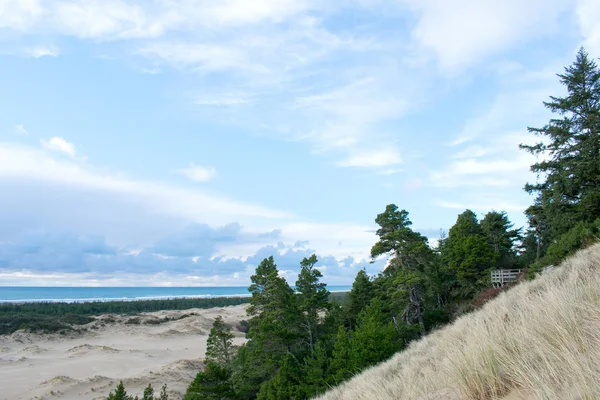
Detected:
[{"left": 490, "top": 269, "right": 522, "bottom": 287}]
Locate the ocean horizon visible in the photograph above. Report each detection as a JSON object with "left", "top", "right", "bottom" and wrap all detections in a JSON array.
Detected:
[{"left": 0, "top": 285, "right": 352, "bottom": 303}]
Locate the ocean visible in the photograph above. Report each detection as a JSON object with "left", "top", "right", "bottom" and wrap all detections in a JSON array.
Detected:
[{"left": 0, "top": 285, "right": 352, "bottom": 303}]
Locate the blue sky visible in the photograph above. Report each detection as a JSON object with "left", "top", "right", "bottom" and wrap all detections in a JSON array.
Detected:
[{"left": 0, "top": 0, "right": 598, "bottom": 286}]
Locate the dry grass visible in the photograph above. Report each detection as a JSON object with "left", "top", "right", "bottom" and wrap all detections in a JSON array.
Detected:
[{"left": 317, "top": 244, "right": 600, "bottom": 400}]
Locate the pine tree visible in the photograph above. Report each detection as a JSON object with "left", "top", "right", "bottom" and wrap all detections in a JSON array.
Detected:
[
  {"left": 205, "top": 316, "right": 235, "bottom": 367},
  {"left": 303, "top": 342, "right": 328, "bottom": 398},
  {"left": 328, "top": 325, "right": 355, "bottom": 384},
  {"left": 442, "top": 210, "right": 496, "bottom": 298},
  {"left": 350, "top": 298, "right": 400, "bottom": 370},
  {"left": 184, "top": 363, "right": 233, "bottom": 400},
  {"left": 158, "top": 385, "right": 168, "bottom": 400},
  {"left": 370, "top": 205, "right": 433, "bottom": 331},
  {"left": 142, "top": 384, "right": 154, "bottom": 400},
  {"left": 256, "top": 354, "right": 306, "bottom": 400},
  {"left": 107, "top": 381, "right": 132, "bottom": 400},
  {"left": 295, "top": 254, "right": 330, "bottom": 357},
  {"left": 231, "top": 257, "right": 300, "bottom": 398},
  {"left": 346, "top": 269, "right": 374, "bottom": 327},
  {"left": 521, "top": 47, "right": 600, "bottom": 255},
  {"left": 480, "top": 211, "right": 521, "bottom": 269}
]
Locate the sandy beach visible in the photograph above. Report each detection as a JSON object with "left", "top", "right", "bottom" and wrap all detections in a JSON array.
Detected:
[{"left": 0, "top": 304, "right": 249, "bottom": 400}]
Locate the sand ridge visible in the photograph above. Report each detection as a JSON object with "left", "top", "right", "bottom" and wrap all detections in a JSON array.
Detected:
[{"left": 0, "top": 304, "right": 248, "bottom": 400}]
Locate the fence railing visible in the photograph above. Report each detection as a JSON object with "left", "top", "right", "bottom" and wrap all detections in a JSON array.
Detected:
[{"left": 490, "top": 269, "right": 522, "bottom": 287}]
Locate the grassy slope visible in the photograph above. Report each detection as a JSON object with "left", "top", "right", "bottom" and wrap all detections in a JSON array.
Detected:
[{"left": 317, "top": 244, "right": 600, "bottom": 400}]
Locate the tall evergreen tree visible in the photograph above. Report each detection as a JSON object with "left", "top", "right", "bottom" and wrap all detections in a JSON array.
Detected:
[
  {"left": 521, "top": 47, "right": 600, "bottom": 257},
  {"left": 232, "top": 256, "right": 300, "bottom": 399},
  {"left": 185, "top": 363, "right": 234, "bottom": 400},
  {"left": 442, "top": 210, "right": 496, "bottom": 298},
  {"left": 328, "top": 325, "right": 355, "bottom": 384},
  {"left": 107, "top": 381, "right": 133, "bottom": 400},
  {"left": 205, "top": 316, "right": 235, "bottom": 367},
  {"left": 346, "top": 269, "right": 374, "bottom": 328},
  {"left": 142, "top": 384, "right": 154, "bottom": 400},
  {"left": 350, "top": 298, "right": 401, "bottom": 370},
  {"left": 370, "top": 205, "right": 433, "bottom": 332},
  {"left": 303, "top": 342, "right": 328, "bottom": 398},
  {"left": 480, "top": 211, "right": 521, "bottom": 269},
  {"left": 256, "top": 354, "right": 306, "bottom": 400},
  {"left": 295, "top": 254, "right": 330, "bottom": 357}
]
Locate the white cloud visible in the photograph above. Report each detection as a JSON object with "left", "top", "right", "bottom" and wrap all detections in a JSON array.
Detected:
[
  {"left": 52, "top": 0, "right": 160, "bottom": 39},
  {"left": 40, "top": 136, "right": 77, "bottom": 157},
  {"left": 290, "top": 75, "right": 415, "bottom": 167},
  {"left": 14, "top": 124, "right": 28, "bottom": 135},
  {"left": 22, "top": 46, "right": 60, "bottom": 58},
  {"left": 178, "top": 163, "right": 217, "bottom": 182},
  {"left": 337, "top": 148, "right": 402, "bottom": 168},
  {"left": 138, "top": 42, "right": 267, "bottom": 73},
  {"left": 430, "top": 154, "right": 534, "bottom": 188},
  {"left": 437, "top": 198, "right": 526, "bottom": 213},
  {"left": 0, "top": 142, "right": 289, "bottom": 223},
  {"left": 452, "top": 145, "right": 489, "bottom": 159},
  {"left": 405, "top": 0, "right": 571, "bottom": 70},
  {"left": 577, "top": 0, "right": 600, "bottom": 55},
  {"left": 449, "top": 87, "right": 553, "bottom": 147},
  {"left": 0, "top": 0, "right": 42, "bottom": 30}
]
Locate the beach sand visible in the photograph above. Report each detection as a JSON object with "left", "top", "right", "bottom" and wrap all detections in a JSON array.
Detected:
[{"left": 0, "top": 304, "right": 248, "bottom": 400}]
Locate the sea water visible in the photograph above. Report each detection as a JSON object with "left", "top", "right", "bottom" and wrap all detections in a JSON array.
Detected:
[{"left": 0, "top": 286, "right": 352, "bottom": 303}]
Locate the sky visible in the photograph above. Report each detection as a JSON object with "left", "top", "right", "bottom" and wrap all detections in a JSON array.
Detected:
[{"left": 0, "top": 0, "right": 599, "bottom": 286}]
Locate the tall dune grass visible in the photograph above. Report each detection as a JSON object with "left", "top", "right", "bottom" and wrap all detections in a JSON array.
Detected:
[{"left": 317, "top": 244, "right": 600, "bottom": 400}]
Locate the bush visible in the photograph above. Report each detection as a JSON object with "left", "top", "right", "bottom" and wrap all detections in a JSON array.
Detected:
[
  {"left": 544, "top": 220, "right": 600, "bottom": 265},
  {"left": 423, "top": 309, "right": 451, "bottom": 331},
  {"left": 472, "top": 287, "right": 505, "bottom": 308},
  {"left": 236, "top": 320, "right": 250, "bottom": 333}
]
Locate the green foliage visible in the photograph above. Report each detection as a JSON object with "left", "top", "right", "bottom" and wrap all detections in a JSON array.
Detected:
[
  {"left": 0, "top": 313, "right": 94, "bottom": 335},
  {"left": 521, "top": 47, "right": 600, "bottom": 260},
  {"left": 142, "top": 384, "right": 154, "bottom": 400},
  {"left": 371, "top": 204, "right": 433, "bottom": 273},
  {"left": 480, "top": 211, "right": 521, "bottom": 269},
  {"left": 442, "top": 210, "right": 496, "bottom": 298},
  {"left": 185, "top": 363, "right": 234, "bottom": 400},
  {"left": 422, "top": 308, "right": 451, "bottom": 331},
  {"left": 370, "top": 205, "right": 437, "bottom": 332},
  {"left": 350, "top": 298, "right": 402, "bottom": 370},
  {"left": 257, "top": 354, "right": 307, "bottom": 400},
  {"left": 544, "top": 220, "right": 600, "bottom": 265},
  {"left": 303, "top": 342, "right": 328, "bottom": 398},
  {"left": 107, "top": 381, "right": 132, "bottom": 400},
  {"left": 328, "top": 325, "right": 355, "bottom": 384},
  {"left": 106, "top": 382, "right": 169, "bottom": 400},
  {"left": 205, "top": 316, "right": 235, "bottom": 367},
  {"left": 0, "top": 297, "right": 249, "bottom": 335},
  {"left": 296, "top": 254, "right": 330, "bottom": 356},
  {"left": 159, "top": 385, "right": 169, "bottom": 400},
  {"left": 346, "top": 269, "right": 374, "bottom": 327}
]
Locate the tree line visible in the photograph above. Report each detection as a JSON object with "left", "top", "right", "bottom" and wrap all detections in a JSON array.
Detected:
[
  {"left": 177, "top": 205, "right": 523, "bottom": 400},
  {"left": 0, "top": 297, "right": 250, "bottom": 335},
  {"left": 108, "top": 48, "right": 600, "bottom": 400}
]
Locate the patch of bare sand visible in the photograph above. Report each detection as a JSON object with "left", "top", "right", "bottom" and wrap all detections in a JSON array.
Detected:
[{"left": 0, "top": 304, "right": 248, "bottom": 400}]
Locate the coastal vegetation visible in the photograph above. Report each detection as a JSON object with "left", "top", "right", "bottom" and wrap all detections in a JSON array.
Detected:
[
  {"left": 173, "top": 47, "right": 600, "bottom": 400},
  {"left": 316, "top": 244, "right": 600, "bottom": 399},
  {"left": 0, "top": 296, "right": 250, "bottom": 334},
  {"left": 55, "top": 47, "right": 600, "bottom": 399}
]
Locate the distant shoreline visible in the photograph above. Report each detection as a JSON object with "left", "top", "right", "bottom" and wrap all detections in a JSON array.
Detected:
[
  {"left": 0, "top": 286, "right": 351, "bottom": 304},
  {"left": 0, "top": 293, "right": 252, "bottom": 305},
  {"left": 0, "top": 292, "right": 348, "bottom": 335}
]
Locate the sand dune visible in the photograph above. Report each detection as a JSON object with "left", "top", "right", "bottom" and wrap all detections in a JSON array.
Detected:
[
  {"left": 317, "top": 245, "right": 600, "bottom": 400},
  {"left": 0, "top": 304, "right": 248, "bottom": 400}
]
